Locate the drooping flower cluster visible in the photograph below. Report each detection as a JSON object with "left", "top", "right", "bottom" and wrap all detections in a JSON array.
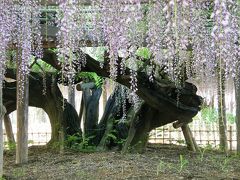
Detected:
[
  {"left": 158, "top": 0, "right": 206, "bottom": 84},
  {"left": 146, "top": 1, "right": 166, "bottom": 69},
  {"left": 56, "top": 1, "right": 88, "bottom": 85},
  {"left": 91, "top": 0, "right": 144, "bottom": 106},
  {"left": 162, "top": 0, "right": 188, "bottom": 83},
  {"left": 190, "top": 1, "right": 215, "bottom": 80},
  {"left": 0, "top": 1, "right": 14, "bottom": 87},
  {"left": 13, "top": 0, "right": 236, "bottom": 99},
  {"left": 0, "top": 0, "right": 42, "bottom": 101},
  {"left": 16, "top": 0, "right": 42, "bottom": 101},
  {"left": 92, "top": 0, "right": 143, "bottom": 84},
  {"left": 144, "top": 0, "right": 240, "bottom": 86},
  {"left": 0, "top": 0, "right": 240, "bottom": 104},
  {"left": 211, "top": 0, "right": 239, "bottom": 79}
]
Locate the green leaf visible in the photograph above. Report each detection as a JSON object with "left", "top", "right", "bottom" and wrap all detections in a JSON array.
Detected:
[
  {"left": 136, "top": 47, "right": 151, "bottom": 59},
  {"left": 78, "top": 72, "right": 103, "bottom": 88},
  {"left": 107, "top": 133, "right": 117, "bottom": 141}
]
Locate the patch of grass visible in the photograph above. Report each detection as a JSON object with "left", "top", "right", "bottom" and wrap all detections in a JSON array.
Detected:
[
  {"left": 156, "top": 160, "right": 171, "bottom": 175},
  {"left": 198, "top": 148, "right": 207, "bottom": 162},
  {"left": 156, "top": 155, "right": 189, "bottom": 175},
  {"left": 219, "top": 157, "right": 231, "bottom": 172},
  {"left": 13, "top": 168, "right": 25, "bottom": 178},
  {"left": 197, "top": 145, "right": 215, "bottom": 162},
  {"left": 4, "top": 141, "right": 16, "bottom": 151},
  {"left": 75, "top": 170, "right": 96, "bottom": 179},
  {"left": 178, "top": 155, "right": 188, "bottom": 173},
  {"left": 0, "top": 177, "right": 6, "bottom": 180}
]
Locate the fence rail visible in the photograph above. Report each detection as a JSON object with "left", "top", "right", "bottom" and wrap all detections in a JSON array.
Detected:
[
  {"left": 4, "top": 121, "right": 237, "bottom": 151},
  {"left": 149, "top": 121, "right": 237, "bottom": 151},
  {"left": 4, "top": 132, "right": 51, "bottom": 147}
]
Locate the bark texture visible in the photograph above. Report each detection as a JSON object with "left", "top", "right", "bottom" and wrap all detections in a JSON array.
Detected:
[
  {"left": 217, "top": 68, "right": 228, "bottom": 153},
  {"left": 3, "top": 70, "right": 81, "bottom": 145}
]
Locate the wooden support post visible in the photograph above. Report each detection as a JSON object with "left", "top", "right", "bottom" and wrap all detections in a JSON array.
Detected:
[
  {"left": 173, "top": 121, "right": 199, "bottom": 152},
  {"left": 181, "top": 124, "right": 196, "bottom": 151},
  {"left": 188, "top": 125, "right": 200, "bottom": 152},
  {"left": 122, "top": 107, "right": 139, "bottom": 154},
  {"left": 0, "top": 104, "right": 6, "bottom": 177},
  {"left": 16, "top": 57, "right": 29, "bottom": 164},
  {"left": 4, "top": 115, "right": 15, "bottom": 145},
  {"left": 234, "top": 76, "right": 240, "bottom": 154}
]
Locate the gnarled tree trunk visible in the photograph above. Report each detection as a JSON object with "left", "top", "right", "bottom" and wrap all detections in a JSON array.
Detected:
[
  {"left": 3, "top": 49, "right": 203, "bottom": 153},
  {"left": 3, "top": 71, "right": 81, "bottom": 145},
  {"left": 96, "top": 86, "right": 130, "bottom": 150},
  {"left": 77, "top": 82, "right": 102, "bottom": 144}
]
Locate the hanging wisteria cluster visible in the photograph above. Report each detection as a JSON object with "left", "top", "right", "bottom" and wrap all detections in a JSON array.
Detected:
[
  {"left": 0, "top": 1, "right": 14, "bottom": 87},
  {"left": 16, "top": 0, "right": 43, "bottom": 101},
  {"left": 0, "top": 0, "right": 240, "bottom": 104},
  {"left": 211, "top": 0, "right": 239, "bottom": 78},
  {"left": 89, "top": 0, "right": 144, "bottom": 106},
  {"left": 147, "top": 1, "right": 206, "bottom": 84},
  {"left": 0, "top": 0, "right": 42, "bottom": 102},
  {"left": 56, "top": 0, "right": 88, "bottom": 85}
]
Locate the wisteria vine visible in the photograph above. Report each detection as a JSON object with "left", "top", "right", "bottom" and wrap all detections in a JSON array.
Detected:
[{"left": 0, "top": 0, "right": 240, "bottom": 106}]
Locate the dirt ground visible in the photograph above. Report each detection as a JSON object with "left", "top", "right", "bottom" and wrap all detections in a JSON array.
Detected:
[{"left": 3, "top": 144, "right": 240, "bottom": 180}]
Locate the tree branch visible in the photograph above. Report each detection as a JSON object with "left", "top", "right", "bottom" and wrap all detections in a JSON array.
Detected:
[{"left": 41, "top": 49, "right": 202, "bottom": 118}]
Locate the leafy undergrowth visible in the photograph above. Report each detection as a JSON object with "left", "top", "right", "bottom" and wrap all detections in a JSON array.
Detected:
[{"left": 3, "top": 144, "right": 240, "bottom": 180}]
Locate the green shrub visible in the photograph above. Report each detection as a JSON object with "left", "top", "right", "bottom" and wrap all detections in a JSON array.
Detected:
[
  {"left": 226, "top": 113, "right": 235, "bottom": 124},
  {"left": 65, "top": 134, "right": 96, "bottom": 153},
  {"left": 199, "top": 107, "right": 236, "bottom": 124},
  {"left": 201, "top": 107, "right": 218, "bottom": 123}
]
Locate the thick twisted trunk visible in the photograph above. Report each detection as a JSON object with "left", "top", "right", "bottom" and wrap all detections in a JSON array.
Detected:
[
  {"left": 82, "top": 88, "right": 102, "bottom": 139},
  {"left": 3, "top": 72, "right": 81, "bottom": 145},
  {"left": 77, "top": 83, "right": 102, "bottom": 145},
  {"left": 122, "top": 102, "right": 194, "bottom": 153},
  {"left": 3, "top": 49, "right": 202, "bottom": 153},
  {"left": 96, "top": 86, "right": 130, "bottom": 150}
]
